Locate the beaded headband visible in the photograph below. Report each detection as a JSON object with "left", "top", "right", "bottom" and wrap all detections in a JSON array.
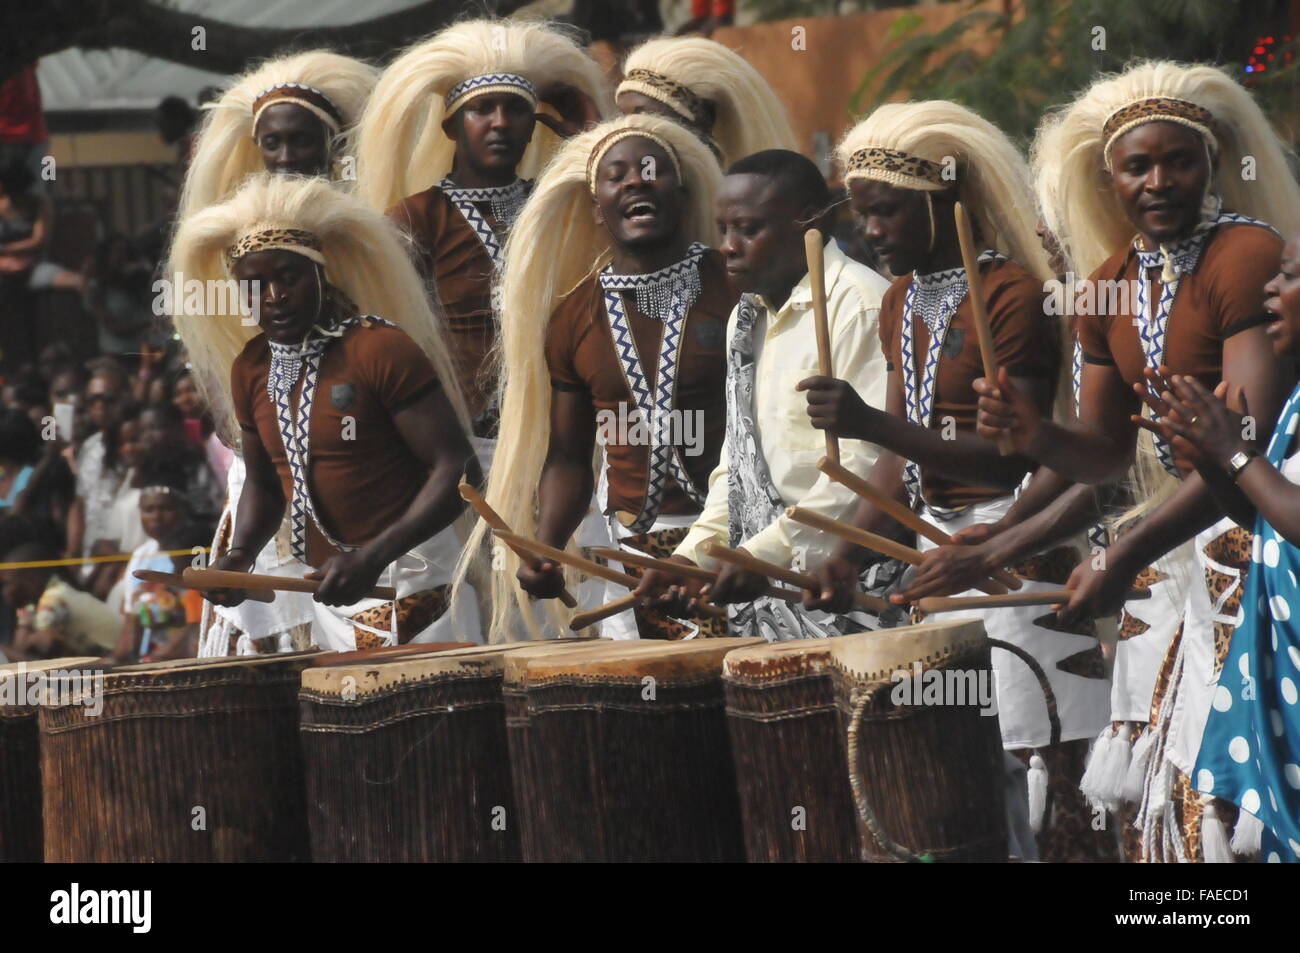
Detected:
[
  {"left": 616, "top": 69, "right": 717, "bottom": 133},
  {"left": 1102, "top": 97, "right": 1217, "bottom": 170},
  {"left": 225, "top": 227, "right": 327, "bottom": 268},
  {"left": 585, "top": 129, "right": 684, "bottom": 195},
  {"left": 445, "top": 72, "right": 538, "bottom": 114},
  {"left": 844, "top": 146, "right": 948, "bottom": 192},
  {"left": 251, "top": 82, "right": 343, "bottom": 137}
]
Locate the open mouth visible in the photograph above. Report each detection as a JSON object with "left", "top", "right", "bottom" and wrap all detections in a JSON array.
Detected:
[{"left": 622, "top": 198, "right": 659, "bottom": 223}]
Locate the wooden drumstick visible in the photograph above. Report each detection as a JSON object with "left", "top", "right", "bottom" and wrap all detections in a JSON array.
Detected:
[
  {"left": 953, "top": 202, "right": 1013, "bottom": 456},
  {"left": 805, "top": 228, "right": 839, "bottom": 465},
  {"left": 458, "top": 481, "right": 578, "bottom": 609},
  {"left": 816, "top": 455, "right": 1023, "bottom": 591},
  {"left": 182, "top": 568, "right": 398, "bottom": 601},
  {"left": 133, "top": 569, "right": 276, "bottom": 603},
  {"left": 916, "top": 588, "right": 1151, "bottom": 613},
  {"left": 493, "top": 530, "right": 726, "bottom": 619},
  {"left": 702, "top": 541, "right": 889, "bottom": 613},
  {"left": 783, "top": 506, "right": 1008, "bottom": 597},
  {"left": 569, "top": 594, "right": 639, "bottom": 630},
  {"left": 589, "top": 546, "right": 805, "bottom": 606}
]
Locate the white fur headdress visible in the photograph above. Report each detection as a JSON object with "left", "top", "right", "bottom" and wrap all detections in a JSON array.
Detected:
[
  {"left": 176, "top": 50, "right": 378, "bottom": 225},
  {"left": 353, "top": 18, "right": 610, "bottom": 212},
  {"left": 618, "top": 37, "right": 797, "bottom": 165}
]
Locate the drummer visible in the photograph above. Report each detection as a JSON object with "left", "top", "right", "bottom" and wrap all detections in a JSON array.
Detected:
[
  {"left": 169, "top": 173, "right": 479, "bottom": 651},
  {"left": 634, "top": 149, "right": 897, "bottom": 640},
  {"left": 800, "top": 101, "right": 1112, "bottom": 861}
]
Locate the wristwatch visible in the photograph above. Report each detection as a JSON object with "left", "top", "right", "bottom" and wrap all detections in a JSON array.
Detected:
[{"left": 1227, "top": 448, "right": 1260, "bottom": 481}]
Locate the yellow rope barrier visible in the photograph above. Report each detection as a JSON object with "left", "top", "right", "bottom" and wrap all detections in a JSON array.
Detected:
[{"left": 0, "top": 548, "right": 211, "bottom": 571}]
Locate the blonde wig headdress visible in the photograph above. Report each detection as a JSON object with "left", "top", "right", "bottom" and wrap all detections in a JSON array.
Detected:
[
  {"left": 837, "top": 100, "right": 1054, "bottom": 282},
  {"left": 168, "top": 173, "right": 469, "bottom": 443},
  {"left": 1031, "top": 60, "right": 1300, "bottom": 279},
  {"left": 455, "top": 114, "right": 722, "bottom": 643},
  {"left": 617, "top": 37, "right": 796, "bottom": 165},
  {"left": 353, "top": 18, "right": 609, "bottom": 213},
  {"left": 177, "top": 51, "right": 378, "bottom": 225}
]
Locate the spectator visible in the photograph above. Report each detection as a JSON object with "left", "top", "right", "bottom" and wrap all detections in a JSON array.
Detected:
[
  {"left": 113, "top": 461, "right": 196, "bottom": 662},
  {"left": 0, "top": 159, "right": 85, "bottom": 293},
  {"left": 69, "top": 361, "right": 130, "bottom": 560},
  {"left": 85, "top": 402, "right": 145, "bottom": 602},
  {"left": 81, "top": 233, "right": 161, "bottom": 366},
  {"left": 0, "top": 407, "right": 41, "bottom": 516},
  {"left": 0, "top": 538, "right": 119, "bottom": 662},
  {"left": 172, "top": 366, "right": 232, "bottom": 488},
  {"left": 135, "top": 400, "right": 222, "bottom": 526}
]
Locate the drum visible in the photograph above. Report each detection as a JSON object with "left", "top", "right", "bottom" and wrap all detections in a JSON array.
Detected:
[
  {"left": 0, "top": 658, "right": 99, "bottom": 862},
  {"left": 40, "top": 652, "right": 317, "bottom": 862},
  {"left": 507, "top": 636, "right": 762, "bottom": 861},
  {"left": 298, "top": 640, "right": 546, "bottom": 862},
  {"left": 828, "top": 619, "right": 1007, "bottom": 862},
  {"left": 723, "top": 640, "right": 859, "bottom": 862}
]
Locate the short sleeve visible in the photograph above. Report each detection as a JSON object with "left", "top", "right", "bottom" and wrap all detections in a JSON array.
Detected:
[
  {"left": 544, "top": 297, "right": 585, "bottom": 390},
  {"left": 1208, "top": 226, "right": 1282, "bottom": 338},
  {"left": 986, "top": 266, "right": 1057, "bottom": 379},
  {"left": 353, "top": 325, "right": 440, "bottom": 413},
  {"left": 229, "top": 351, "right": 258, "bottom": 433}
]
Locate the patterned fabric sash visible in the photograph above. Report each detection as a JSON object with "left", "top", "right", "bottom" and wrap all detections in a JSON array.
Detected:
[
  {"left": 899, "top": 249, "right": 1004, "bottom": 512},
  {"left": 267, "top": 315, "right": 394, "bottom": 561},
  {"left": 600, "top": 242, "right": 709, "bottom": 534},
  {"left": 724, "top": 294, "right": 897, "bottom": 640},
  {"left": 438, "top": 177, "right": 531, "bottom": 265},
  {"left": 1131, "top": 198, "right": 1278, "bottom": 477}
]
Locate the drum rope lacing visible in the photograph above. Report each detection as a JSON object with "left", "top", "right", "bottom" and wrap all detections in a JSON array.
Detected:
[{"left": 844, "top": 639, "right": 1061, "bottom": 863}]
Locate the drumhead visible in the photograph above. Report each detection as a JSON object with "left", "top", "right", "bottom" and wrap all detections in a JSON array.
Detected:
[
  {"left": 304, "top": 638, "right": 604, "bottom": 697},
  {"left": 826, "top": 619, "right": 987, "bottom": 684},
  {"left": 522, "top": 637, "right": 763, "bottom": 683},
  {"left": 722, "top": 639, "right": 836, "bottom": 682}
]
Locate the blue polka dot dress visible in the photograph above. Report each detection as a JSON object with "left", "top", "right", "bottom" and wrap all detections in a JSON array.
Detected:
[{"left": 1194, "top": 383, "right": 1300, "bottom": 861}]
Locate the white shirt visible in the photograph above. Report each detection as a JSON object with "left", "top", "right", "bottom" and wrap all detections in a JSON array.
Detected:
[{"left": 676, "top": 241, "right": 891, "bottom": 569}]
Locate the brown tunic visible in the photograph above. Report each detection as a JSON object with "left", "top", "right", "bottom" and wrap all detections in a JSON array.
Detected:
[
  {"left": 388, "top": 185, "right": 500, "bottom": 435},
  {"left": 879, "top": 257, "right": 1056, "bottom": 510},
  {"left": 544, "top": 249, "right": 735, "bottom": 519},
  {"left": 1076, "top": 223, "right": 1281, "bottom": 389},
  {"left": 231, "top": 322, "right": 440, "bottom": 568}
]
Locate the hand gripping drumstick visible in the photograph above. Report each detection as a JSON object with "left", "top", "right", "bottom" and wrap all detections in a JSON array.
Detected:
[
  {"left": 953, "top": 202, "right": 1014, "bottom": 457},
  {"left": 805, "top": 228, "right": 839, "bottom": 465},
  {"left": 589, "top": 546, "right": 805, "bottom": 606},
  {"left": 458, "top": 481, "right": 577, "bottom": 609},
  {"left": 701, "top": 541, "right": 889, "bottom": 613},
  {"left": 782, "top": 506, "right": 1008, "bottom": 597},
  {"left": 816, "top": 455, "right": 1022, "bottom": 591},
  {"left": 182, "top": 567, "right": 397, "bottom": 601},
  {"left": 133, "top": 569, "right": 275, "bottom": 603},
  {"left": 491, "top": 530, "right": 726, "bottom": 619},
  {"left": 916, "top": 587, "right": 1151, "bottom": 614}
]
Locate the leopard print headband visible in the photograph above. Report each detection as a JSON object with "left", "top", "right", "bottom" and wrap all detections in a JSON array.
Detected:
[
  {"left": 225, "top": 227, "right": 327, "bottom": 268},
  {"left": 586, "top": 128, "right": 684, "bottom": 195},
  {"left": 844, "top": 146, "right": 948, "bottom": 192},
  {"left": 251, "top": 83, "right": 343, "bottom": 137},
  {"left": 616, "top": 69, "right": 717, "bottom": 135},
  {"left": 1102, "top": 97, "right": 1217, "bottom": 170}
]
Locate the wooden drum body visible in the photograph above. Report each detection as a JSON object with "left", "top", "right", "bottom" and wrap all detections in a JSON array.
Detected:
[
  {"left": 829, "top": 620, "right": 1007, "bottom": 862},
  {"left": 299, "top": 642, "right": 527, "bottom": 862},
  {"left": 507, "top": 637, "right": 761, "bottom": 862},
  {"left": 40, "top": 653, "right": 316, "bottom": 862},
  {"left": 723, "top": 641, "right": 859, "bottom": 862},
  {"left": 0, "top": 658, "right": 98, "bottom": 863}
]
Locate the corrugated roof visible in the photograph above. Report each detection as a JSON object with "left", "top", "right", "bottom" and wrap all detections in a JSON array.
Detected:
[{"left": 36, "top": 0, "right": 426, "bottom": 112}]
